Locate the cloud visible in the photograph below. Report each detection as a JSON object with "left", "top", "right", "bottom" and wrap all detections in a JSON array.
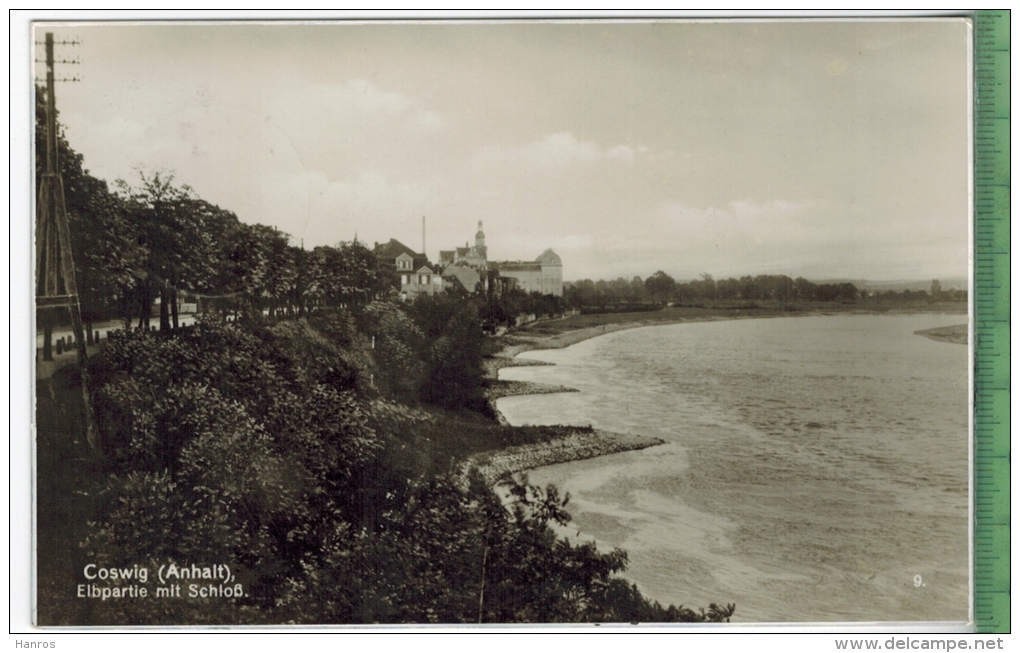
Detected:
[
  {"left": 475, "top": 132, "right": 642, "bottom": 170},
  {"left": 656, "top": 198, "right": 811, "bottom": 235},
  {"left": 617, "top": 197, "right": 967, "bottom": 280},
  {"left": 48, "top": 22, "right": 968, "bottom": 284},
  {"left": 310, "top": 79, "right": 412, "bottom": 117},
  {"left": 296, "top": 79, "right": 450, "bottom": 141},
  {"left": 302, "top": 79, "right": 443, "bottom": 132},
  {"left": 606, "top": 145, "right": 636, "bottom": 162},
  {"left": 726, "top": 199, "right": 810, "bottom": 223}
]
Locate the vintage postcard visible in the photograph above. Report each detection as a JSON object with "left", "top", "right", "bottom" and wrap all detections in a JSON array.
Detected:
[{"left": 26, "top": 15, "right": 973, "bottom": 630}]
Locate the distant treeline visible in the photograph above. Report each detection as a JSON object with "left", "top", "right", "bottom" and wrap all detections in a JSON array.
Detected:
[{"left": 565, "top": 272, "right": 965, "bottom": 310}]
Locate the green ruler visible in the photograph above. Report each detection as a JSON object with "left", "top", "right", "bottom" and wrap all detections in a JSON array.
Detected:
[{"left": 973, "top": 9, "right": 1010, "bottom": 634}]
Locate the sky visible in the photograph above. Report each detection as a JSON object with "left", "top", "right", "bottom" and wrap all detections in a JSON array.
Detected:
[{"left": 37, "top": 18, "right": 971, "bottom": 283}]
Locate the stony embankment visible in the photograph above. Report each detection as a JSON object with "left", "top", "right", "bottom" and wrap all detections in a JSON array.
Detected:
[
  {"left": 482, "top": 337, "right": 578, "bottom": 425},
  {"left": 474, "top": 328, "right": 666, "bottom": 477},
  {"left": 481, "top": 354, "right": 553, "bottom": 377},
  {"left": 461, "top": 429, "right": 665, "bottom": 486},
  {"left": 484, "top": 379, "right": 579, "bottom": 402}
]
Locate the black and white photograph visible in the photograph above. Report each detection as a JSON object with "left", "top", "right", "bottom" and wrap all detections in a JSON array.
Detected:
[{"left": 28, "top": 15, "right": 972, "bottom": 628}]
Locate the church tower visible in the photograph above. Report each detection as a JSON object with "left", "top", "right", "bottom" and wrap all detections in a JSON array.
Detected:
[{"left": 475, "top": 221, "right": 487, "bottom": 260}]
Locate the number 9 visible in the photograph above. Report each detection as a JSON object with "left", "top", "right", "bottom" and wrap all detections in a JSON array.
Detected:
[{"left": 914, "top": 575, "right": 923, "bottom": 587}]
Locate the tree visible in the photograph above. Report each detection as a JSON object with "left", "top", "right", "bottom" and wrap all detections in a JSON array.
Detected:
[
  {"left": 692, "top": 273, "right": 715, "bottom": 301},
  {"left": 222, "top": 222, "right": 293, "bottom": 321},
  {"left": 408, "top": 294, "right": 488, "bottom": 413},
  {"left": 644, "top": 271, "right": 676, "bottom": 304},
  {"left": 117, "top": 171, "right": 210, "bottom": 331},
  {"left": 716, "top": 277, "right": 740, "bottom": 301},
  {"left": 338, "top": 240, "right": 385, "bottom": 305},
  {"left": 794, "top": 276, "right": 816, "bottom": 302},
  {"left": 65, "top": 172, "right": 145, "bottom": 336},
  {"left": 249, "top": 224, "right": 296, "bottom": 319},
  {"left": 629, "top": 276, "right": 649, "bottom": 303},
  {"left": 50, "top": 292, "right": 737, "bottom": 625},
  {"left": 289, "top": 244, "right": 314, "bottom": 316}
]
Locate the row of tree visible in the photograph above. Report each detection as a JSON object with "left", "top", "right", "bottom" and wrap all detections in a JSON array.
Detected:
[
  {"left": 479, "top": 286, "right": 566, "bottom": 329},
  {"left": 38, "top": 94, "right": 401, "bottom": 347},
  {"left": 41, "top": 100, "right": 568, "bottom": 349},
  {"left": 41, "top": 92, "right": 965, "bottom": 354},
  {"left": 566, "top": 272, "right": 965, "bottom": 310},
  {"left": 53, "top": 163, "right": 392, "bottom": 335}
]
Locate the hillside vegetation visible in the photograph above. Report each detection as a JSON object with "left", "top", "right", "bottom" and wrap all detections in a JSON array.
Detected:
[{"left": 38, "top": 303, "right": 734, "bottom": 625}]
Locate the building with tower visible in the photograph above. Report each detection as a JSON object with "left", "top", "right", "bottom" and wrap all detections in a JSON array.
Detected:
[
  {"left": 439, "top": 222, "right": 563, "bottom": 297},
  {"left": 439, "top": 221, "right": 488, "bottom": 269},
  {"left": 490, "top": 248, "right": 563, "bottom": 297}
]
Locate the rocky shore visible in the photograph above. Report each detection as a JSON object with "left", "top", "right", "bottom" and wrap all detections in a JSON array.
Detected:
[
  {"left": 484, "top": 379, "right": 579, "bottom": 402},
  {"left": 461, "top": 429, "right": 665, "bottom": 486},
  {"left": 481, "top": 354, "right": 552, "bottom": 377},
  {"left": 477, "top": 325, "right": 667, "bottom": 474}
]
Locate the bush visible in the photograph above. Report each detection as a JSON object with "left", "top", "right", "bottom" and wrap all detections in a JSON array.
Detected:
[
  {"left": 407, "top": 295, "right": 488, "bottom": 414},
  {"left": 360, "top": 301, "right": 425, "bottom": 401}
]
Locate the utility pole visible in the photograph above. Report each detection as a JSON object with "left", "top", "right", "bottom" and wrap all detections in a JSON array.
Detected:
[{"left": 35, "top": 32, "right": 96, "bottom": 449}]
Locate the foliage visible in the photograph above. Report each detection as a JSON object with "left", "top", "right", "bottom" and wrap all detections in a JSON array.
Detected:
[
  {"left": 361, "top": 300, "right": 426, "bottom": 401},
  {"left": 644, "top": 270, "right": 677, "bottom": 304},
  {"left": 57, "top": 310, "right": 733, "bottom": 625},
  {"left": 563, "top": 269, "right": 970, "bottom": 310},
  {"left": 565, "top": 276, "right": 648, "bottom": 309},
  {"left": 407, "top": 294, "right": 489, "bottom": 413},
  {"left": 39, "top": 101, "right": 388, "bottom": 333},
  {"left": 481, "top": 287, "right": 565, "bottom": 328}
]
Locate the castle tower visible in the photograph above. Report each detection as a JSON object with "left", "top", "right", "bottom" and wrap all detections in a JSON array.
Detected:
[
  {"left": 475, "top": 221, "right": 487, "bottom": 260},
  {"left": 475, "top": 221, "right": 485, "bottom": 249}
]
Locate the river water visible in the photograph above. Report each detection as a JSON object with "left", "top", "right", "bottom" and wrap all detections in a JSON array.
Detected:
[{"left": 496, "top": 314, "right": 970, "bottom": 623}]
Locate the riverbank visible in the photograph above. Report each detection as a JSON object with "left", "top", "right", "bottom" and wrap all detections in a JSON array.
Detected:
[
  {"left": 475, "top": 304, "right": 968, "bottom": 481},
  {"left": 476, "top": 316, "right": 698, "bottom": 477},
  {"left": 484, "top": 379, "right": 579, "bottom": 402},
  {"left": 462, "top": 429, "right": 665, "bottom": 486},
  {"left": 495, "top": 302, "right": 968, "bottom": 360},
  {"left": 485, "top": 313, "right": 751, "bottom": 373}
]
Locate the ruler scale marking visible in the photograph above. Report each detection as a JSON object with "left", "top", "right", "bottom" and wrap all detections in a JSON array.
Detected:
[{"left": 972, "top": 10, "right": 1009, "bottom": 634}]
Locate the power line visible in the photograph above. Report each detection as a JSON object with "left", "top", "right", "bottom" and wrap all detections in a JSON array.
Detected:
[{"left": 35, "top": 31, "right": 97, "bottom": 449}]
